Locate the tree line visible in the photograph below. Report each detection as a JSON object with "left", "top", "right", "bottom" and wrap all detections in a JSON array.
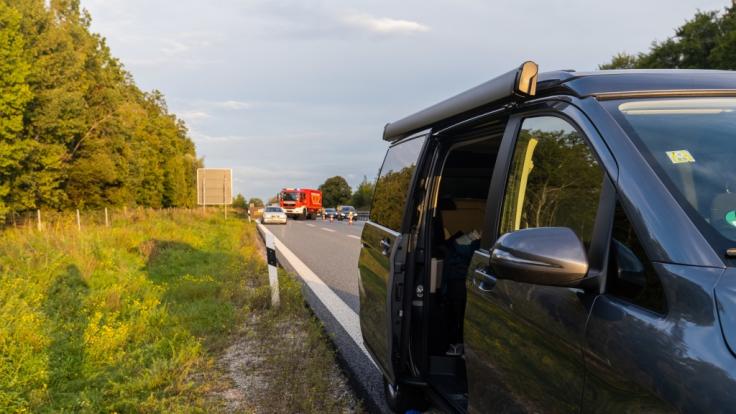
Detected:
[
  {"left": 0, "top": 0, "right": 200, "bottom": 222},
  {"left": 601, "top": 3, "right": 736, "bottom": 69},
  {"left": 233, "top": 175, "right": 375, "bottom": 211}
]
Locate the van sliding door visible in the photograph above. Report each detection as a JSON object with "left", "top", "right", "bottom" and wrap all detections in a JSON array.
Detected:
[{"left": 359, "top": 134, "right": 427, "bottom": 381}]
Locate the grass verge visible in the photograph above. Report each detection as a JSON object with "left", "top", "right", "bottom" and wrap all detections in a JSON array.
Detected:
[{"left": 0, "top": 210, "right": 360, "bottom": 413}]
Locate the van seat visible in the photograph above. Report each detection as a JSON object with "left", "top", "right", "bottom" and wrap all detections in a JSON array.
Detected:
[{"left": 441, "top": 198, "right": 485, "bottom": 239}]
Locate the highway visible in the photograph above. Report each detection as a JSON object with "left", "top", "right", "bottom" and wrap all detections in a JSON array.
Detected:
[
  {"left": 258, "top": 218, "right": 391, "bottom": 413},
  {"left": 266, "top": 219, "right": 363, "bottom": 312}
]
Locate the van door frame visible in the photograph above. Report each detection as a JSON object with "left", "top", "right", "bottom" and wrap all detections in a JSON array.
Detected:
[
  {"left": 407, "top": 118, "right": 510, "bottom": 379},
  {"left": 378, "top": 130, "right": 435, "bottom": 384},
  {"left": 463, "top": 98, "right": 619, "bottom": 412}
]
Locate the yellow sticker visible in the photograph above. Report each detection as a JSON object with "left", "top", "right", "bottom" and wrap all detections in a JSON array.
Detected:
[{"left": 666, "top": 150, "right": 695, "bottom": 164}]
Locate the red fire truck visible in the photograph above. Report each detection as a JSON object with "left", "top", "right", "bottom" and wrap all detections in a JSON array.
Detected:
[{"left": 279, "top": 188, "right": 322, "bottom": 219}]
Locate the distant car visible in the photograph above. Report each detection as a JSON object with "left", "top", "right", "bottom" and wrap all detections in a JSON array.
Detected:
[
  {"left": 337, "top": 206, "right": 356, "bottom": 221},
  {"left": 323, "top": 208, "right": 337, "bottom": 220},
  {"left": 261, "top": 206, "right": 287, "bottom": 224}
]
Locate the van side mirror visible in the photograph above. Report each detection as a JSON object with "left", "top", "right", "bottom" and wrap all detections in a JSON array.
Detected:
[{"left": 489, "top": 227, "right": 589, "bottom": 287}]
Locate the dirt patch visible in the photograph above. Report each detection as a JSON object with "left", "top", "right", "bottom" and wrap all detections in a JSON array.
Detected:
[{"left": 214, "top": 313, "right": 363, "bottom": 413}]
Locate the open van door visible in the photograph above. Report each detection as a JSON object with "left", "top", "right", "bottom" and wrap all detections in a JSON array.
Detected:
[{"left": 359, "top": 133, "right": 428, "bottom": 382}]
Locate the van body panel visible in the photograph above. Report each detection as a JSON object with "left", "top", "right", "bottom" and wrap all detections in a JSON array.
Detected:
[
  {"left": 465, "top": 266, "right": 593, "bottom": 413},
  {"left": 583, "top": 264, "right": 733, "bottom": 413},
  {"left": 359, "top": 221, "right": 401, "bottom": 380},
  {"left": 713, "top": 267, "right": 736, "bottom": 357}
]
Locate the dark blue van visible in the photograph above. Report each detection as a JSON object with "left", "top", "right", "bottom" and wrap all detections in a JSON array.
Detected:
[{"left": 359, "top": 62, "right": 736, "bottom": 413}]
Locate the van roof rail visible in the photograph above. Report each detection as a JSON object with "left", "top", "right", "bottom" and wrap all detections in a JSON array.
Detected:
[{"left": 383, "top": 61, "right": 539, "bottom": 142}]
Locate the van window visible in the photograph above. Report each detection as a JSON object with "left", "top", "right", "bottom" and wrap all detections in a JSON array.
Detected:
[
  {"left": 499, "top": 116, "right": 604, "bottom": 247},
  {"left": 608, "top": 201, "right": 667, "bottom": 314},
  {"left": 370, "top": 136, "right": 426, "bottom": 231}
]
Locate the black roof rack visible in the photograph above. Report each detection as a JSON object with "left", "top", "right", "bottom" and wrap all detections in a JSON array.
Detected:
[{"left": 383, "top": 61, "right": 539, "bottom": 142}]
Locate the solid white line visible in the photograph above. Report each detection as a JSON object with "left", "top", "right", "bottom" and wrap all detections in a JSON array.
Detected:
[
  {"left": 347, "top": 235, "right": 361, "bottom": 240},
  {"left": 321, "top": 227, "right": 336, "bottom": 233},
  {"left": 257, "top": 223, "right": 375, "bottom": 366}
]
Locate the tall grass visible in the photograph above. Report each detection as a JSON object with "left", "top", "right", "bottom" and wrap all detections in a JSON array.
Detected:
[{"left": 0, "top": 211, "right": 265, "bottom": 412}]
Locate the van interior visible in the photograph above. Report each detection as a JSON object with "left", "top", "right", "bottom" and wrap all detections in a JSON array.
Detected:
[{"left": 415, "top": 127, "right": 504, "bottom": 409}]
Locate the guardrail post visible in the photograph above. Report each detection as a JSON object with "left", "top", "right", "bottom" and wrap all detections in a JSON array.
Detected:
[
  {"left": 37, "top": 209, "right": 41, "bottom": 231},
  {"left": 265, "top": 232, "right": 280, "bottom": 308},
  {"left": 105, "top": 207, "right": 109, "bottom": 227},
  {"left": 76, "top": 209, "right": 81, "bottom": 231}
]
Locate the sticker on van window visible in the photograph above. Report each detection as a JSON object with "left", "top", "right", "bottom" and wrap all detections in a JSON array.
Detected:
[
  {"left": 666, "top": 150, "right": 696, "bottom": 164},
  {"left": 727, "top": 210, "right": 736, "bottom": 227}
]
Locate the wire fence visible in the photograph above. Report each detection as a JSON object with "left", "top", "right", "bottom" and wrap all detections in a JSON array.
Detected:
[
  {"left": 1, "top": 206, "right": 369, "bottom": 232},
  {"left": 1, "top": 206, "right": 245, "bottom": 232}
]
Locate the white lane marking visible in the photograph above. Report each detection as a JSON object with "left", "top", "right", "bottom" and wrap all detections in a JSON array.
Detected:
[
  {"left": 321, "top": 227, "right": 336, "bottom": 233},
  {"left": 347, "top": 235, "right": 361, "bottom": 240},
  {"left": 257, "top": 223, "right": 375, "bottom": 367},
  {"left": 306, "top": 223, "right": 316, "bottom": 227}
]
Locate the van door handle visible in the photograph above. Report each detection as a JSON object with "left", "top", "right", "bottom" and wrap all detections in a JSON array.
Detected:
[
  {"left": 474, "top": 267, "right": 496, "bottom": 292},
  {"left": 380, "top": 239, "right": 391, "bottom": 256}
]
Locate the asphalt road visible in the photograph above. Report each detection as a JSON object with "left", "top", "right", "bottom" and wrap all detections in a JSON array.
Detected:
[
  {"left": 259, "top": 218, "right": 391, "bottom": 413},
  {"left": 266, "top": 218, "right": 363, "bottom": 311}
]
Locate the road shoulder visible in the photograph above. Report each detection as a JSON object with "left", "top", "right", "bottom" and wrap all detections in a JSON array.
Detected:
[{"left": 256, "top": 223, "right": 390, "bottom": 414}]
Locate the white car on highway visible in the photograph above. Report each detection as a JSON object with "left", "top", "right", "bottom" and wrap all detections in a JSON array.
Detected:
[{"left": 261, "top": 206, "right": 287, "bottom": 224}]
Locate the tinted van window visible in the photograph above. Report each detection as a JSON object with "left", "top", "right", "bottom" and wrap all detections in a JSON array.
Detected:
[
  {"left": 370, "top": 136, "right": 426, "bottom": 231},
  {"left": 499, "top": 116, "right": 604, "bottom": 247},
  {"left": 608, "top": 201, "right": 667, "bottom": 314}
]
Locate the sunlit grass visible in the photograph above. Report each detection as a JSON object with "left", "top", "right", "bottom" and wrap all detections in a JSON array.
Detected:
[
  {"left": 0, "top": 211, "right": 262, "bottom": 412},
  {"left": 0, "top": 210, "right": 360, "bottom": 413}
]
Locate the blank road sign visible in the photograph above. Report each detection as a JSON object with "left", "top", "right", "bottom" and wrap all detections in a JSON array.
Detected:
[{"left": 197, "top": 168, "right": 233, "bottom": 205}]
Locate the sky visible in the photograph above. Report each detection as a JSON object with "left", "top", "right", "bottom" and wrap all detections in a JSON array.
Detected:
[{"left": 82, "top": 0, "right": 729, "bottom": 201}]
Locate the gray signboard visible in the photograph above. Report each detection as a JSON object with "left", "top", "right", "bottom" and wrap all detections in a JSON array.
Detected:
[{"left": 197, "top": 168, "right": 233, "bottom": 205}]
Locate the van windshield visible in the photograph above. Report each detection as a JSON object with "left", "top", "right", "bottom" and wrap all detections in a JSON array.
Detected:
[{"left": 609, "top": 97, "right": 736, "bottom": 253}]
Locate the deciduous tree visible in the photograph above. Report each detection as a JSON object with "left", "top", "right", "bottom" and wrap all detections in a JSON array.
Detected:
[
  {"left": 319, "top": 176, "right": 351, "bottom": 208},
  {"left": 601, "top": 5, "right": 736, "bottom": 70},
  {"left": 351, "top": 176, "right": 374, "bottom": 209},
  {"left": 0, "top": 0, "right": 201, "bottom": 220}
]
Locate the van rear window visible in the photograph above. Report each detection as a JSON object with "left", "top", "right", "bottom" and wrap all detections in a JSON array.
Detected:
[
  {"left": 370, "top": 136, "right": 426, "bottom": 231},
  {"left": 609, "top": 97, "right": 736, "bottom": 255}
]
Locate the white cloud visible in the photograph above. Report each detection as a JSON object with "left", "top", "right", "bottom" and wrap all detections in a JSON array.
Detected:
[
  {"left": 190, "top": 132, "right": 249, "bottom": 143},
  {"left": 341, "top": 13, "right": 430, "bottom": 34},
  {"left": 178, "top": 110, "right": 212, "bottom": 121},
  {"left": 217, "top": 100, "right": 254, "bottom": 110}
]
